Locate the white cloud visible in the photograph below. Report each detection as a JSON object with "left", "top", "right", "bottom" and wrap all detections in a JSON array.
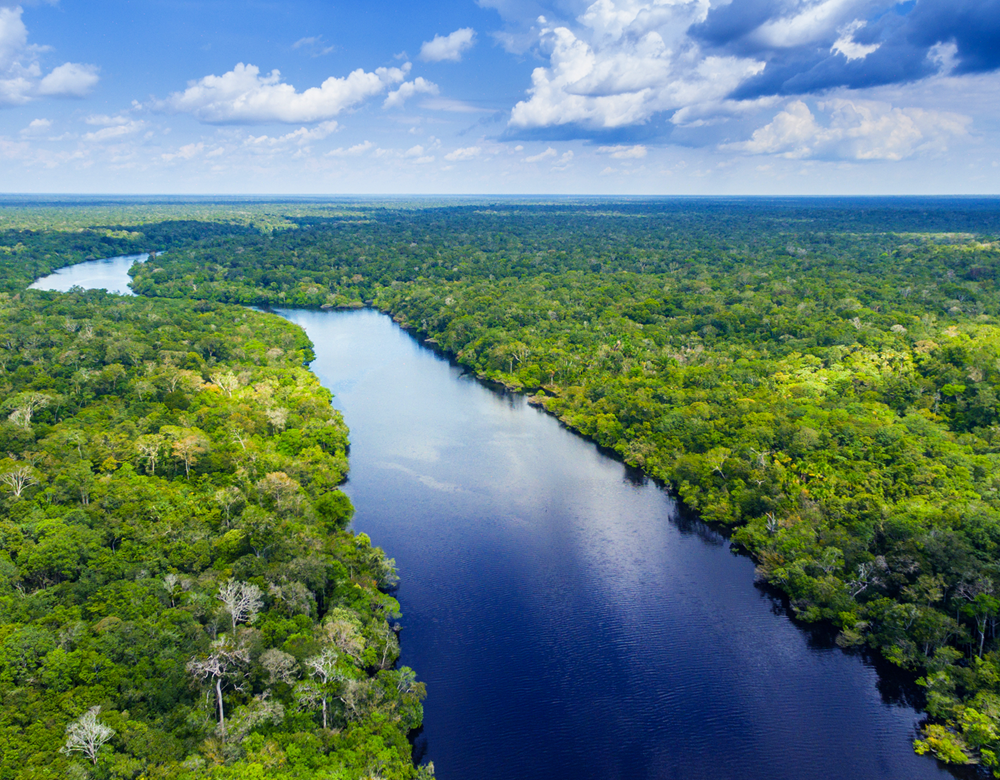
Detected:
[
  {"left": 553, "top": 149, "right": 574, "bottom": 169},
  {"left": 83, "top": 120, "right": 145, "bottom": 142},
  {"left": 0, "top": 6, "right": 99, "bottom": 105},
  {"left": 928, "top": 41, "right": 959, "bottom": 75},
  {"left": 524, "top": 146, "right": 557, "bottom": 162},
  {"left": 384, "top": 77, "right": 439, "bottom": 109},
  {"left": 38, "top": 62, "right": 98, "bottom": 96},
  {"left": 831, "top": 20, "right": 879, "bottom": 62},
  {"left": 292, "top": 36, "right": 335, "bottom": 57},
  {"left": 420, "top": 28, "right": 476, "bottom": 62},
  {"left": 752, "top": 0, "right": 886, "bottom": 49},
  {"left": 161, "top": 62, "right": 411, "bottom": 124},
  {"left": 85, "top": 114, "right": 131, "bottom": 126},
  {"left": 19, "top": 117, "right": 49, "bottom": 136},
  {"left": 597, "top": 143, "right": 646, "bottom": 158},
  {"left": 161, "top": 142, "right": 205, "bottom": 161},
  {"left": 246, "top": 120, "right": 340, "bottom": 147},
  {"left": 327, "top": 140, "right": 374, "bottom": 157},
  {"left": 0, "top": 6, "right": 32, "bottom": 72},
  {"left": 508, "top": 5, "right": 765, "bottom": 130},
  {"left": 444, "top": 146, "right": 481, "bottom": 161},
  {"left": 726, "top": 99, "right": 971, "bottom": 161}
]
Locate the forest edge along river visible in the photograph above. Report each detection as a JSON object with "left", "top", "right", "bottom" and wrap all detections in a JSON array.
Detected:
[{"left": 31, "top": 256, "right": 963, "bottom": 780}]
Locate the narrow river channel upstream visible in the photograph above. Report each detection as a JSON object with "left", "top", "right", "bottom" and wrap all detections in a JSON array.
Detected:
[{"left": 33, "top": 257, "right": 958, "bottom": 780}]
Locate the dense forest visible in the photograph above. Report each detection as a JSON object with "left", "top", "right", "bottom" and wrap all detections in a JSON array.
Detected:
[
  {"left": 0, "top": 286, "right": 428, "bottom": 779},
  {"left": 6, "top": 196, "right": 1000, "bottom": 773}
]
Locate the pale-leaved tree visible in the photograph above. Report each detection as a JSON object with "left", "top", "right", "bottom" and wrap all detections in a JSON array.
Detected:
[
  {"left": 186, "top": 635, "right": 251, "bottom": 738},
  {"left": 217, "top": 579, "right": 263, "bottom": 632},
  {"left": 59, "top": 706, "right": 115, "bottom": 765}
]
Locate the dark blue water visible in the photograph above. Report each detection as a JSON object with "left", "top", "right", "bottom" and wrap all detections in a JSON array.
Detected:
[
  {"left": 274, "top": 307, "right": 954, "bottom": 780},
  {"left": 31, "top": 259, "right": 956, "bottom": 780}
]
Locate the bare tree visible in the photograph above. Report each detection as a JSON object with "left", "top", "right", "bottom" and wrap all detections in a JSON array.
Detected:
[
  {"left": 163, "top": 573, "right": 181, "bottom": 607},
  {"left": 260, "top": 648, "right": 299, "bottom": 686},
  {"left": 186, "top": 635, "right": 251, "bottom": 737},
  {"left": 303, "top": 647, "right": 341, "bottom": 729},
  {"left": 847, "top": 561, "right": 883, "bottom": 598},
  {"left": 376, "top": 620, "right": 400, "bottom": 669},
  {"left": 59, "top": 706, "right": 115, "bottom": 765},
  {"left": 256, "top": 471, "right": 302, "bottom": 514},
  {"left": 268, "top": 580, "right": 314, "bottom": 616},
  {"left": 217, "top": 579, "right": 263, "bottom": 632},
  {"left": 135, "top": 434, "right": 165, "bottom": 476},
  {"left": 230, "top": 426, "right": 250, "bottom": 451},
  {"left": 7, "top": 392, "right": 51, "bottom": 429},
  {"left": 0, "top": 464, "right": 38, "bottom": 499},
  {"left": 224, "top": 693, "right": 284, "bottom": 745},
  {"left": 211, "top": 370, "right": 241, "bottom": 397},
  {"left": 213, "top": 486, "right": 244, "bottom": 526},
  {"left": 265, "top": 407, "right": 289, "bottom": 432},
  {"left": 162, "top": 573, "right": 191, "bottom": 607},
  {"left": 323, "top": 610, "right": 366, "bottom": 665}
]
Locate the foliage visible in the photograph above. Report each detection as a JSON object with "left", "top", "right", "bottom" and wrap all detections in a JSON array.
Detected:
[
  {"left": 0, "top": 290, "right": 424, "bottom": 779},
  {"left": 111, "top": 197, "right": 1000, "bottom": 771}
]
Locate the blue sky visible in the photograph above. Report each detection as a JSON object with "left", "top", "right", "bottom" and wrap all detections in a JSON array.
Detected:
[{"left": 1, "top": 0, "right": 998, "bottom": 194}]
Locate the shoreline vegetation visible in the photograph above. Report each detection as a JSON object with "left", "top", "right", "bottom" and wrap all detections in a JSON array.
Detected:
[
  {"left": 0, "top": 285, "right": 429, "bottom": 778},
  {"left": 5, "top": 196, "right": 1000, "bottom": 774}
]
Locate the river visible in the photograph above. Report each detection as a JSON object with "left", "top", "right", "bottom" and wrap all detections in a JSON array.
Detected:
[
  {"left": 33, "top": 258, "right": 957, "bottom": 780},
  {"left": 28, "top": 253, "right": 147, "bottom": 296}
]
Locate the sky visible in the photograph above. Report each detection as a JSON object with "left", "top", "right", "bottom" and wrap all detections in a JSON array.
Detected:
[{"left": 0, "top": 0, "right": 998, "bottom": 195}]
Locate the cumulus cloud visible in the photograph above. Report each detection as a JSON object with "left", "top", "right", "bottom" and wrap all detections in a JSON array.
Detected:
[
  {"left": 160, "top": 62, "right": 411, "bottom": 124},
  {"left": 38, "top": 62, "right": 98, "bottom": 96},
  {"left": 696, "top": 0, "right": 1000, "bottom": 99},
  {"left": 726, "top": 98, "right": 971, "bottom": 161},
  {"left": 444, "top": 145, "right": 481, "bottom": 161},
  {"left": 750, "top": 0, "right": 875, "bottom": 50},
  {"left": 490, "top": 0, "right": 1000, "bottom": 141},
  {"left": 831, "top": 20, "right": 880, "bottom": 62},
  {"left": 384, "top": 77, "right": 439, "bottom": 109},
  {"left": 508, "top": 4, "right": 765, "bottom": 132},
  {"left": 420, "top": 28, "right": 476, "bottom": 62},
  {"left": 0, "top": 6, "right": 99, "bottom": 106}
]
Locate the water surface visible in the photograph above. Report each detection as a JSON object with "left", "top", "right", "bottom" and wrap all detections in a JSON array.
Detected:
[
  {"left": 29, "top": 253, "right": 146, "bottom": 295},
  {"left": 275, "top": 307, "right": 953, "bottom": 780}
]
